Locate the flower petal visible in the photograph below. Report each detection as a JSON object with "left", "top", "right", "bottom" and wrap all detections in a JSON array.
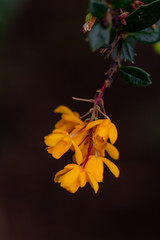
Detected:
[
  {"left": 105, "top": 143, "right": 119, "bottom": 160},
  {"left": 79, "top": 171, "right": 87, "bottom": 188},
  {"left": 55, "top": 119, "right": 75, "bottom": 132},
  {"left": 85, "top": 119, "right": 105, "bottom": 131},
  {"left": 54, "top": 105, "right": 74, "bottom": 115},
  {"left": 87, "top": 172, "right": 99, "bottom": 194},
  {"left": 54, "top": 168, "right": 70, "bottom": 182},
  {"left": 44, "top": 133, "right": 64, "bottom": 147},
  {"left": 73, "top": 112, "right": 80, "bottom": 118},
  {"left": 68, "top": 179, "right": 80, "bottom": 193},
  {"left": 102, "top": 158, "right": 120, "bottom": 178},
  {"left": 60, "top": 168, "right": 79, "bottom": 188},
  {"left": 72, "top": 140, "right": 83, "bottom": 165},
  {"left": 64, "top": 164, "right": 79, "bottom": 169},
  {"left": 94, "top": 119, "right": 111, "bottom": 138},
  {"left": 62, "top": 114, "right": 85, "bottom": 126},
  {"left": 109, "top": 123, "right": 118, "bottom": 144},
  {"left": 51, "top": 136, "right": 72, "bottom": 159},
  {"left": 52, "top": 129, "right": 68, "bottom": 134},
  {"left": 85, "top": 156, "right": 104, "bottom": 182}
]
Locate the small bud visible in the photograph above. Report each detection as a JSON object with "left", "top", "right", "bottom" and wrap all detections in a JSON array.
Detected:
[
  {"left": 131, "top": 0, "right": 147, "bottom": 10},
  {"left": 152, "top": 24, "right": 156, "bottom": 30},
  {"left": 81, "top": 27, "right": 85, "bottom": 33},
  {"left": 119, "top": 9, "right": 129, "bottom": 25},
  {"left": 81, "top": 16, "right": 96, "bottom": 33},
  {"left": 135, "top": 1, "right": 146, "bottom": 6},
  {"left": 131, "top": 3, "right": 137, "bottom": 10}
]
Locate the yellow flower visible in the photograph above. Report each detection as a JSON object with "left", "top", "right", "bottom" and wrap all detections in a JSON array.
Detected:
[
  {"left": 81, "top": 142, "right": 105, "bottom": 159},
  {"left": 54, "top": 155, "right": 119, "bottom": 194},
  {"left": 70, "top": 125, "right": 89, "bottom": 150},
  {"left": 44, "top": 129, "right": 83, "bottom": 165},
  {"left": 85, "top": 155, "right": 119, "bottom": 179},
  {"left": 54, "top": 105, "right": 85, "bottom": 132},
  {"left": 45, "top": 104, "right": 120, "bottom": 194},
  {"left": 85, "top": 155, "right": 104, "bottom": 182},
  {"left": 54, "top": 163, "right": 99, "bottom": 194},
  {"left": 105, "top": 142, "right": 119, "bottom": 160},
  {"left": 86, "top": 119, "right": 118, "bottom": 150}
]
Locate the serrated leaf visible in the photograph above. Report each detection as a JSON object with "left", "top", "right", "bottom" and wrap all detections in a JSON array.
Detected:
[
  {"left": 89, "top": 0, "right": 108, "bottom": 19},
  {"left": 120, "top": 66, "right": 152, "bottom": 86},
  {"left": 88, "top": 23, "right": 110, "bottom": 51},
  {"left": 124, "top": 0, "right": 160, "bottom": 32},
  {"left": 121, "top": 36, "right": 136, "bottom": 62},
  {"left": 111, "top": 36, "right": 136, "bottom": 63},
  {"left": 132, "top": 25, "right": 160, "bottom": 44}
]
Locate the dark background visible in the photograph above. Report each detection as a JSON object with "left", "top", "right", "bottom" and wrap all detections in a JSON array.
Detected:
[{"left": 0, "top": 0, "right": 160, "bottom": 239}]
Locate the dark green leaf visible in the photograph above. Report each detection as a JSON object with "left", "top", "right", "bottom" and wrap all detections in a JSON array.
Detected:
[
  {"left": 132, "top": 25, "right": 160, "bottom": 44},
  {"left": 0, "top": 0, "right": 29, "bottom": 39},
  {"left": 111, "top": 0, "right": 133, "bottom": 9},
  {"left": 89, "top": 0, "right": 108, "bottom": 19},
  {"left": 111, "top": 0, "right": 157, "bottom": 10},
  {"left": 111, "top": 36, "right": 136, "bottom": 63},
  {"left": 121, "top": 36, "right": 136, "bottom": 62},
  {"left": 120, "top": 66, "right": 152, "bottom": 86},
  {"left": 88, "top": 23, "right": 110, "bottom": 51},
  {"left": 124, "top": 0, "right": 160, "bottom": 32},
  {"left": 144, "top": 0, "right": 159, "bottom": 3}
]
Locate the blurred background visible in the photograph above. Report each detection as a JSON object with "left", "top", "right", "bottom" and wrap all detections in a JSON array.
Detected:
[{"left": 0, "top": 0, "right": 160, "bottom": 239}]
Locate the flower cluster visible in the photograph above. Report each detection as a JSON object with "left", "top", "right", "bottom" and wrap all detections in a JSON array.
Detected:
[{"left": 44, "top": 105, "right": 119, "bottom": 194}]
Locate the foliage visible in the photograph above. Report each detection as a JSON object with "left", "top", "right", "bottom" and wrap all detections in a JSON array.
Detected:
[
  {"left": 120, "top": 66, "right": 151, "bottom": 86},
  {"left": 45, "top": 0, "right": 160, "bottom": 194},
  {"left": 85, "top": 0, "right": 160, "bottom": 86},
  {"left": 89, "top": 0, "right": 108, "bottom": 19},
  {"left": 88, "top": 23, "right": 110, "bottom": 51}
]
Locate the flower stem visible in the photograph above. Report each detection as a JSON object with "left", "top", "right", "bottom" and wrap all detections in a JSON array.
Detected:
[
  {"left": 78, "top": 134, "right": 89, "bottom": 147},
  {"left": 82, "top": 130, "right": 93, "bottom": 168},
  {"left": 94, "top": 62, "right": 118, "bottom": 107}
]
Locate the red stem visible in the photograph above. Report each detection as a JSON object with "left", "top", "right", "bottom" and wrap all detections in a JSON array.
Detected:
[
  {"left": 78, "top": 134, "right": 89, "bottom": 147},
  {"left": 94, "top": 80, "right": 108, "bottom": 106},
  {"left": 70, "top": 125, "right": 86, "bottom": 138},
  {"left": 94, "top": 62, "right": 118, "bottom": 107},
  {"left": 82, "top": 130, "right": 93, "bottom": 168}
]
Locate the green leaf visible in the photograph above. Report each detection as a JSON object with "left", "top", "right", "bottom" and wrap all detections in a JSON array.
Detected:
[
  {"left": 88, "top": 23, "right": 110, "bottom": 51},
  {"left": 111, "top": 0, "right": 157, "bottom": 10},
  {"left": 111, "top": 36, "right": 136, "bottom": 63},
  {"left": 85, "top": 13, "right": 92, "bottom": 22},
  {"left": 124, "top": 0, "right": 160, "bottom": 32},
  {"left": 111, "top": 0, "right": 133, "bottom": 9},
  {"left": 121, "top": 36, "right": 136, "bottom": 62},
  {"left": 119, "top": 66, "right": 152, "bottom": 86},
  {"left": 89, "top": 0, "right": 108, "bottom": 19},
  {"left": 144, "top": 0, "right": 159, "bottom": 3},
  {"left": 132, "top": 25, "right": 160, "bottom": 44},
  {"left": 0, "top": 0, "right": 29, "bottom": 39},
  {"left": 153, "top": 41, "right": 160, "bottom": 53}
]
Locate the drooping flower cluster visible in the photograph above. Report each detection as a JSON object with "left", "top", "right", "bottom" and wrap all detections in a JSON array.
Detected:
[{"left": 44, "top": 105, "right": 119, "bottom": 194}]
